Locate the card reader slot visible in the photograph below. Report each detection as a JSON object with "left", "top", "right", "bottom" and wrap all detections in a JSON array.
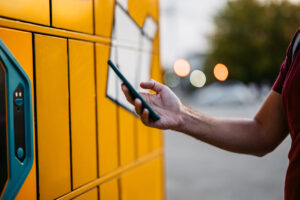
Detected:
[{"left": 13, "top": 85, "right": 26, "bottom": 162}]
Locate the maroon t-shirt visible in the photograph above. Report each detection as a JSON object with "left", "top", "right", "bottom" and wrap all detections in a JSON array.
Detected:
[{"left": 272, "top": 28, "right": 300, "bottom": 200}]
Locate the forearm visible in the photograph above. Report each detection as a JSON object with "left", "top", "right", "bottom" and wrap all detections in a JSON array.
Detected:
[
  {"left": 175, "top": 105, "right": 270, "bottom": 156},
  {"left": 123, "top": 81, "right": 288, "bottom": 156}
]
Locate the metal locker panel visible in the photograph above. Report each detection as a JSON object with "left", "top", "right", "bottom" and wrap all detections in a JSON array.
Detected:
[
  {"left": 128, "top": 0, "right": 159, "bottom": 27},
  {"left": 141, "top": 158, "right": 163, "bottom": 200},
  {"left": 119, "top": 108, "right": 136, "bottom": 166},
  {"left": 95, "top": 43, "right": 119, "bottom": 176},
  {"left": 73, "top": 187, "right": 98, "bottom": 200},
  {"left": 0, "top": 28, "right": 33, "bottom": 75},
  {"left": 137, "top": 120, "right": 151, "bottom": 157},
  {"left": 152, "top": 128, "right": 163, "bottom": 150},
  {"left": 35, "top": 34, "right": 71, "bottom": 199},
  {"left": 121, "top": 171, "right": 138, "bottom": 200},
  {"left": 0, "top": 0, "right": 49, "bottom": 25},
  {"left": 94, "top": 0, "right": 115, "bottom": 38},
  {"left": 121, "top": 158, "right": 163, "bottom": 200},
  {"left": 68, "top": 39, "right": 97, "bottom": 189},
  {"left": 152, "top": 157, "right": 165, "bottom": 200},
  {"left": 52, "top": 0, "right": 94, "bottom": 34},
  {"left": 150, "top": 40, "right": 164, "bottom": 150},
  {"left": 100, "top": 179, "right": 119, "bottom": 200},
  {"left": 127, "top": 161, "right": 152, "bottom": 200},
  {"left": 122, "top": 157, "right": 164, "bottom": 200},
  {"left": 0, "top": 27, "right": 37, "bottom": 200}
]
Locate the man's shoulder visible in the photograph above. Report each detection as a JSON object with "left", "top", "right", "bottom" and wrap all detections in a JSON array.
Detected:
[{"left": 292, "top": 29, "right": 300, "bottom": 62}]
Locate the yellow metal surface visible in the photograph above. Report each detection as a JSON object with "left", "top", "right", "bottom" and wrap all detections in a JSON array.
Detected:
[
  {"left": 94, "top": 0, "right": 115, "bottom": 37},
  {"left": 150, "top": 36, "right": 164, "bottom": 150},
  {"left": 119, "top": 108, "right": 136, "bottom": 166},
  {"left": 152, "top": 128, "right": 164, "bottom": 150},
  {"left": 0, "top": 18, "right": 110, "bottom": 45},
  {"left": 128, "top": 0, "right": 159, "bottom": 27},
  {"left": 52, "top": 0, "right": 93, "bottom": 34},
  {"left": 0, "top": 28, "right": 32, "bottom": 72},
  {"left": 0, "top": 0, "right": 49, "bottom": 25},
  {"left": 120, "top": 172, "right": 137, "bottom": 200},
  {"left": 57, "top": 149, "right": 163, "bottom": 200},
  {"left": 35, "top": 34, "right": 71, "bottom": 199},
  {"left": 73, "top": 188, "right": 98, "bottom": 200},
  {"left": 0, "top": 27, "right": 37, "bottom": 200},
  {"left": 100, "top": 179, "right": 119, "bottom": 200},
  {"left": 69, "top": 39, "right": 97, "bottom": 189},
  {"left": 0, "top": 17, "right": 159, "bottom": 53},
  {"left": 137, "top": 120, "right": 151, "bottom": 157},
  {"left": 121, "top": 157, "right": 164, "bottom": 200},
  {"left": 1, "top": 0, "right": 164, "bottom": 198},
  {"left": 153, "top": 157, "right": 165, "bottom": 200},
  {"left": 95, "top": 43, "right": 119, "bottom": 176}
]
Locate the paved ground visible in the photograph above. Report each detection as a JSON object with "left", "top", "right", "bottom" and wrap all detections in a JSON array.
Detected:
[{"left": 164, "top": 98, "right": 291, "bottom": 200}]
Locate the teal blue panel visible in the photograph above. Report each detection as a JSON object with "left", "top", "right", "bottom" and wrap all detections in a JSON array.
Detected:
[{"left": 0, "top": 39, "right": 33, "bottom": 200}]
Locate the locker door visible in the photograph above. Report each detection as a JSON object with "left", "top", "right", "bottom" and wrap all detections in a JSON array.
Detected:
[
  {"left": 0, "top": 0, "right": 49, "bottom": 25},
  {"left": 0, "top": 39, "right": 33, "bottom": 200},
  {"left": 52, "top": 0, "right": 94, "bottom": 34},
  {"left": 35, "top": 34, "right": 71, "bottom": 199}
]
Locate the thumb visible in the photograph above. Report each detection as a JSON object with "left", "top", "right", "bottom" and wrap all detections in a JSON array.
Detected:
[{"left": 140, "top": 79, "right": 165, "bottom": 92}]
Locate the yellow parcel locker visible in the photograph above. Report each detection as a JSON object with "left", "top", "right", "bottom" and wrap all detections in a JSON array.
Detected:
[
  {"left": 0, "top": 27, "right": 37, "bottom": 200},
  {"left": 128, "top": 0, "right": 159, "bottom": 27},
  {"left": 150, "top": 38, "right": 164, "bottom": 150},
  {"left": 137, "top": 120, "right": 151, "bottom": 157},
  {"left": 52, "top": 0, "right": 94, "bottom": 34},
  {"left": 35, "top": 34, "right": 71, "bottom": 199},
  {"left": 95, "top": 43, "right": 119, "bottom": 176},
  {"left": 73, "top": 187, "right": 98, "bottom": 200},
  {"left": 99, "top": 179, "right": 119, "bottom": 200},
  {"left": 121, "top": 157, "right": 164, "bottom": 200},
  {"left": 69, "top": 39, "right": 98, "bottom": 189},
  {"left": 148, "top": 157, "right": 165, "bottom": 200},
  {"left": 0, "top": 0, "right": 165, "bottom": 199},
  {"left": 0, "top": 0, "right": 49, "bottom": 25},
  {"left": 119, "top": 107, "right": 136, "bottom": 166},
  {"left": 152, "top": 157, "right": 165, "bottom": 200},
  {"left": 94, "top": 0, "right": 115, "bottom": 37}
]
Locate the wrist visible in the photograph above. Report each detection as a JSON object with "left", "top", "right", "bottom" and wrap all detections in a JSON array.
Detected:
[{"left": 173, "top": 103, "right": 187, "bottom": 132}]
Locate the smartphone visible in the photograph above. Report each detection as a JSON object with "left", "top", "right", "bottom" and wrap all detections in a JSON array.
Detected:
[{"left": 107, "top": 60, "right": 160, "bottom": 121}]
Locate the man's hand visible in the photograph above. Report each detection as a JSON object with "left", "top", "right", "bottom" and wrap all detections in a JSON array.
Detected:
[
  {"left": 121, "top": 79, "right": 183, "bottom": 130},
  {"left": 122, "top": 80, "right": 289, "bottom": 156}
]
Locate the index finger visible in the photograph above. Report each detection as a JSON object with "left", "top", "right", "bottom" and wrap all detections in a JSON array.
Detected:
[
  {"left": 140, "top": 79, "right": 164, "bottom": 93},
  {"left": 121, "top": 84, "right": 134, "bottom": 104}
]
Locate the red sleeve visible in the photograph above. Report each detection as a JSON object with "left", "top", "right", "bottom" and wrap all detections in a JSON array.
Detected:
[
  {"left": 272, "top": 58, "right": 288, "bottom": 94},
  {"left": 272, "top": 28, "right": 300, "bottom": 93}
]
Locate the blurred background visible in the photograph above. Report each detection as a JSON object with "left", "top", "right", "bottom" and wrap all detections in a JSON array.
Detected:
[{"left": 159, "top": 0, "right": 300, "bottom": 199}]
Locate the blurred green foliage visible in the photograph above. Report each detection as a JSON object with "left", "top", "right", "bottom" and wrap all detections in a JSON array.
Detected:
[{"left": 204, "top": 0, "right": 300, "bottom": 84}]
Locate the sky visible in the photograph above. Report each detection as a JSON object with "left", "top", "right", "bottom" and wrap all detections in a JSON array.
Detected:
[{"left": 159, "top": 0, "right": 300, "bottom": 69}]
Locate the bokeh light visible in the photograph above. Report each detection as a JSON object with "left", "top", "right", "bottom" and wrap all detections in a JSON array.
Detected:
[
  {"left": 164, "top": 71, "right": 180, "bottom": 88},
  {"left": 173, "top": 59, "right": 191, "bottom": 77},
  {"left": 190, "top": 70, "right": 206, "bottom": 88},
  {"left": 213, "top": 63, "right": 229, "bottom": 81}
]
